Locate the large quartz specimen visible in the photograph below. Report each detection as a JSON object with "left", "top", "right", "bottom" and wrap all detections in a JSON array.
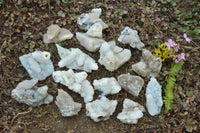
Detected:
[
  {"left": 93, "top": 77, "right": 121, "bottom": 96},
  {"left": 43, "top": 24, "right": 73, "bottom": 43},
  {"left": 132, "top": 49, "right": 162, "bottom": 78},
  {"left": 146, "top": 76, "right": 163, "bottom": 116},
  {"left": 56, "top": 44, "right": 98, "bottom": 72},
  {"left": 117, "top": 99, "right": 145, "bottom": 124},
  {"left": 55, "top": 89, "right": 82, "bottom": 117},
  {"left": 11, "top": 79, "right": 53, "bottom": 107},
  {"left": 118, "top": 27, "right": 145, "bottom": 50},
  {"left": 98, "top": 41, "right": 131, "bottom": 71},
  {"left": 77, "top": 8, "right": 108, "bottom": 30},
  {"left": 117, "top": 73, "right": 144, "bottom": 97},
  {"left": 19, "top": 51, "right": 54, "bottom": 80},
  {"left": 52, "top": 69, "right": 94, "bottom": 103},
  {"left": 86, "top": 96, "right": 117, "bottom": 122}
]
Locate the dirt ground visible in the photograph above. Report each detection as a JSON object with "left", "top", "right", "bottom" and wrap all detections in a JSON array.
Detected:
[{"left": 0, "top": 0, "right": 200, "bottom": 133}]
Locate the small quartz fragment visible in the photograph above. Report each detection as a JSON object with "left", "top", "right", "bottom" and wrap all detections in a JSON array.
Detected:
[
  {"left": 11, "top": 79, "right": 53, "bottom": 107},
  {"left": 93, "top": 77, "right": 121, "bottom": 96},
  {"left": 56, "top": 44, "right": 98, "bottom": 72},
  {"left": 43, "top": 24, "right": 73, "bottom": 43},
  {"left": 117, "top": 99, "right": 145, "bottom": 124},
  {"left": 132, "top": 49, "right": 162, "bottom": 78},
  {"left": 55, "top": 89, "right": 82, "bottom": 117},
  {"left": 118, "top": 27, "right": 145, "bottom": 50},
  {"left": 19, "top": 51, "right": 54, "bottom": 81},
  {"left": 86, "top": 96, "right": 117, "bottom": 122},
  {"left": 52, "top": 69, "right": 94, "bottom": 103},
  {"left": 117, "top": 73, "right": 144, "bottom": 97},
  {"left": 146, "top": 76, "right": 163, "bottom": 116},
  {"left": 98, "top": 41, "right": 131, "bottom": 71},
  {"left": 77, "top": 8, "right": 108, "bottom": 30}
]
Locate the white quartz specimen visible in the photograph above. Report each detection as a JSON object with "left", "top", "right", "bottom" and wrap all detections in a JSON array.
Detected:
[
  {"left": 132, "top": 49, "right": 162, "bottom": 78},
  {"left": 77, "top": 8, "right": 108, "bottom": 30},
  {"left": 52, "top": 69, "right": 94, "bottom": 103},
  {"left": 56, "top": 44, "right": 98, "bottom": 72},
  {"left": 19, "top": 51, "right": 54, "bottom": 81},
  {"left": 43, "top": 24, "right": 73, "bottom": 43},
  {"left": 86, "top": 96, "right": 117, "bottom": 122},
  {"left": 55, "top": 89, "right": 82, "bottom": 117},
  {"left": 117, "top": 73, "right": 144, "bottom": 97},
  {"left": 76, "top": 32, "right": 105, "bottom": 52},
  {"left": 146, "top": 76, "right": 163, "bottom": 116},
  {"left": 117, "top": 99, "right": 145, "bottom": 124},
  {"left": 11, "top": 79, "right": 53, "bottom": 107},
  {"left": 86, "top": 22, "right": 102, "bottom": 38},
  {"left": 118, "top": 27, "right": 145, "bottom": 50},
  {"left": 93, "top": 77, "right": 121, "bottom": 96},
  {"left": 98, "top": 41, "right": 131, "bottom": 71}
]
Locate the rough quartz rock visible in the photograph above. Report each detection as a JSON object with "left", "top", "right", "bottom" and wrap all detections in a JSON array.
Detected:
[
  {"left": 43, "top": 24, "right": 73, "bottom": 43},
  {"left": 76, "top": 32, "right": 105, "bottom": 52},
  {"left": 93, "top": 77, "right": 121, "bottom": 96},
  {"left": 117, "top": 73, "right": 144, "bottom": 97},
  {"left": 117, "top": 99, "right": 145, "bottom": 124},
  {"left": 86, "top": 96, "right": 117, "bottom": 122},
  {"left": 146, "top": 76, "right": 163, "bottom": 116},
  {"left": 118, "top": 27, "right": 145, "bottom": 50},
  {"left": 56, "top": 44, "right": 98, "bottom": 72},
  {"left": 86, "top": 22, "right": 103, "bottom": 38},
  {"left": 11, "top": 79, "right": 53, "bottom": 107},
  {"left": 55, "top": 89, "right": 82, "bottom": 117},
  {"left": 131, "top": 49, "right": 162, "bottom": 78},
  {"left": 98, "top": 41, "right": 131, "bottom": 71},
  {"left": 77, "top": 8, "right": 108, "bottom": 30},
  {"left": 52, "top": 69, "right": 94, "bottom": 103},
  {"left": 19, "top": 51, "right": 54, "bottom": 81}
]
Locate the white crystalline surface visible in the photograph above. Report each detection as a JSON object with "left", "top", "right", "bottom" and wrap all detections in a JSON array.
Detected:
[
  {"left": 19, "top": 51, "right": 54, "bottom": 81},
  {"left": 56, "top": 44, "right": 98, "bottom": 72},
  {"left": 55, "top": 89, "right": 82, "bottom": 117},
  {"left": 77, "top": 8, "right": 108, "bottom": 30},
  {"left": 117, "top": 99, "right": 145, "bottom": 124},
  {"left": 93, "top": 77, "right": 121, "bottom": 96},
  {"left": 118, "top": 27, "right": 145, "bottom": 50},
  {"left": 52, "top": 69, "right": 94, "bottom": 103},
  {"left": 43, "top": 24, "right": 73, "bottom": 43},
  {"left": 132, "top": 49, "right": 162, "bottom": 78},
  {"left": 86, "top": 22, "right": 103, "bottom": 38},
  {"left": 98, "top": 41, "right": 131, "bottom": 71},
  {"left": 86, "top": 96, "right": 117, "bottom": 122},
  {"left": 146, "top": 76, "right": 163, "bottom": 116},
  {"left": 11, "top": 79, "right": 53, "bottom": 107}
]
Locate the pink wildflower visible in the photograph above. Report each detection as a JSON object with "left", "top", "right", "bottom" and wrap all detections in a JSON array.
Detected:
[
  {"left": 166, "top": 39, "right": 177, "bottom": 51},
  {"left": 183, "top": 33, "right": 191, "bottom": 43},
  {"left": 172, "top": 53, "right": 185, "bottom": 63}
]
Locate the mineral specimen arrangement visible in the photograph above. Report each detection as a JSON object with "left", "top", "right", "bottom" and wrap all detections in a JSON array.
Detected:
[{"left": 11, "top": 8, "right": 164, "bottom": 125}]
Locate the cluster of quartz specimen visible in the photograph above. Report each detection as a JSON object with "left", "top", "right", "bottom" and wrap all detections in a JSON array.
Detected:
[
  {"left": 52, "top": 69, "right": 94, "bottom": 103},
  {"left": 132, "top": 49, "right": 162, "bottom": 78},
  {"left": 43, "top": 24, "right": 73, "bottom": 43},
  {"left": 19, "top": 51, "right": 54, "bottom": 80},
  {"left": 117, "top": 73, "right": 144, "bottom": 97},
  {"left": 11, "top": 79, "right": 53, "bottom": 107},
  {"left": 55, "top": 89, "right": 82, "bottom": 117},
  {"left": 56, "top": 44, "right": 98, "bottom": 72},
  {"left": 118, "top": 27, "right": 145, "bottom": 50},
  {"left": 117, "top": 99, "right": 145, "bottom": 124},
  {"left": 98, "top": 41, "right": 131, "bottom": 71},
  {"left": 77, "top": 8, "right": 108, "bottom": 30},
  {"left": 93, "top": 77, "right": 121, "bottom": 96},
  {"left": 86, "top": 96, "right": 117, "bottom": 122},
  {"left": 76, "top": 22, "right": 105, "bottom": 52},
  {"left": 146, "top": 76, "right": 163, "bottom": 116}
]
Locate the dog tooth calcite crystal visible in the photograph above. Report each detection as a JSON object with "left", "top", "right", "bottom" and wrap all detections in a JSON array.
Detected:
[
  {"left": 86, "top": 96, "right": 117, "bottom": 122},
  {"left": 56, "top": 44, "right": 98, "bottom": 72},
  {"left": 52, "top": 69, "right": 94, "bottom": 103},
  {"left": 11, "top": 79, "right": 53, "bottom": 107},
  {"left": 55, "top": 89, "right": 82, "bottom": 117}
]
